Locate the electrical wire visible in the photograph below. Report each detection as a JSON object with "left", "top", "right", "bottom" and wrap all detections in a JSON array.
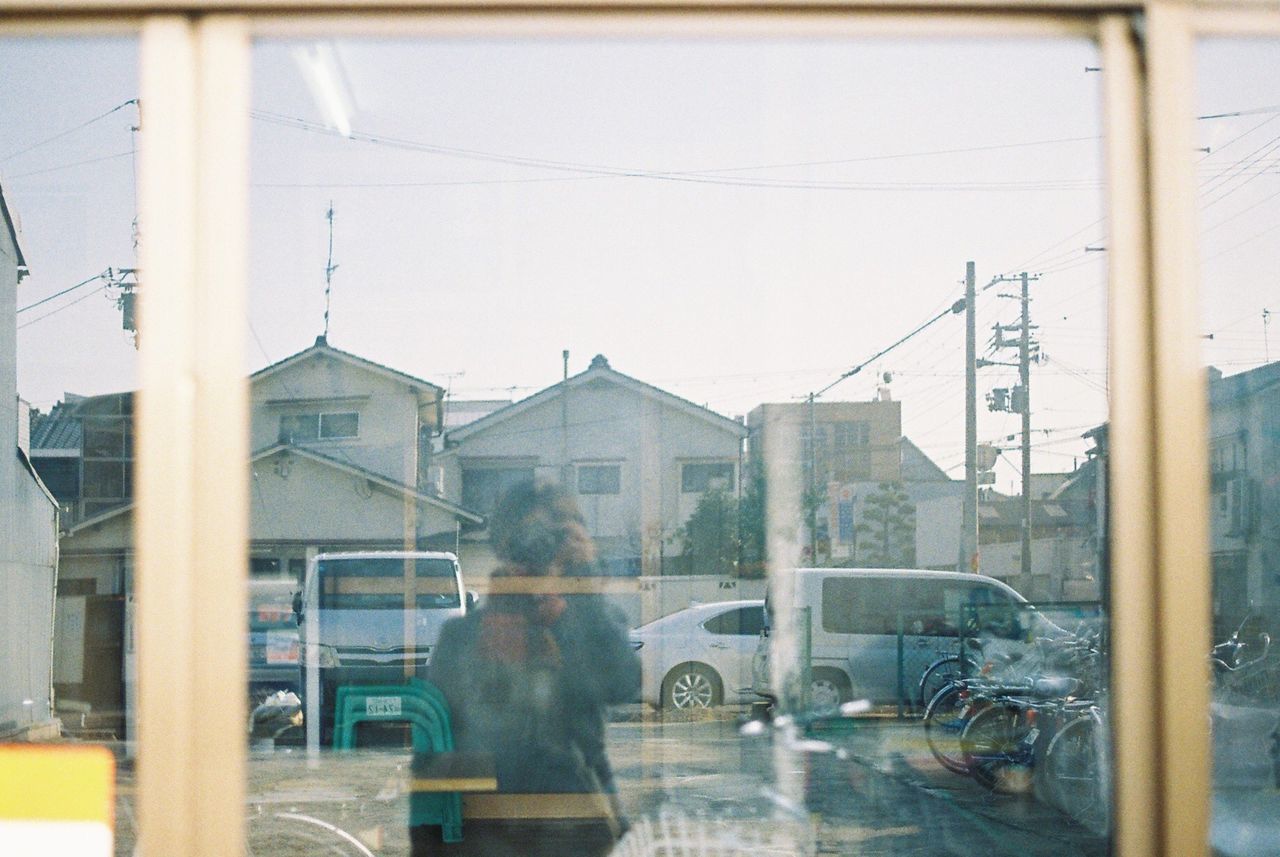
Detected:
[
  {"left": 1, "top": 99, "right": 138, "bottom": 163},
  {"left": 7, "top": 151, "right": 133, "bottom": 181},
  {"left": 251, "top": 111, "right": 1103, "bottom": 193},
  {"left": 18, "top": 271, "right": 108, "bottom": 314},
  {"left": 16, "top": 283, "right": 110, "bottom": 330}
]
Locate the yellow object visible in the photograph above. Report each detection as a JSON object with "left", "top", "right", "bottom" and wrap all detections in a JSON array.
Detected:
[{"left": 0, "top": 745, "right": 114, "bottom": 856}]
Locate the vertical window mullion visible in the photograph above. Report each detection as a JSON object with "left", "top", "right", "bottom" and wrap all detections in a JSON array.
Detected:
[
  {"left": 1147, "top": 4, "right": 1214, "bottom": 856},
  {"left": 1101, "top": 14, "right": 1162, "bottom": 857},
  {"left": 135, "top": 13, "right": 250, "bottom": 857}
]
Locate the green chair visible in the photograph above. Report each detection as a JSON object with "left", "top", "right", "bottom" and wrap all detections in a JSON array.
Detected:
[{"left": 331, "top": 681, "right": 463, "bottom": 843}]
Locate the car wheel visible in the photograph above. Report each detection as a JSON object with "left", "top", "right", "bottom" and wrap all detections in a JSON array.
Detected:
[
  {"left": 809, "top": 669, "right": 850, "bottom": 711},
  {"left": 663, "top": 663, "right": 722, "bottom": 709}
]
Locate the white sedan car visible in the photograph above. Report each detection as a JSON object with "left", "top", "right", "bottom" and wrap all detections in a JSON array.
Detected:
[{"left": 630, "top": 600, "right": 766, "bottom": 709}]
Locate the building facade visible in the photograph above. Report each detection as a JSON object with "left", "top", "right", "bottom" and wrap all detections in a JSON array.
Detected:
[
  {"left": 1206, "top": 362, "right": 1280, "bottom": 638},
  {"left": 439, "top": 354, "right": 747, "bottom": 578},
  {"left": 0, "top": 184, "right": 60, "bottom": 740}
]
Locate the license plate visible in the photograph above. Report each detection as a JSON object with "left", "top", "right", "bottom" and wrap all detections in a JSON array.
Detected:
[
  {"left": 366, "top": 696, "right": 402, "bottom": 716},
  {"left": 265, "top": 630, "right": 298, "bottom": 664}
]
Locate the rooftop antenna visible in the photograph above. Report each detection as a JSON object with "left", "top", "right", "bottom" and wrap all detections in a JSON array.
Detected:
[
  {"left": 1265, "top": 308, "right": 1272, "bottom": 363},
  {"left": 323, "top": 201, "right": 338, "bottom": 340}
]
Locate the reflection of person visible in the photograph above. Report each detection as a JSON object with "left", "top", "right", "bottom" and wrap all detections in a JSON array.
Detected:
[{"left": 413, "top": 480, "right": 641, "bottom": 857}]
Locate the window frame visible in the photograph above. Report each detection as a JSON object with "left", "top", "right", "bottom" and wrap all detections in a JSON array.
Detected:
[
  {"left": 576, "top": 462, "right": 622, "bottom": 495},
  {"left": 2, "top": 4, "right": 1267, "bottom": 855},
  {"left": 681, "top": 460, "right": 737, "bottom": 493}
]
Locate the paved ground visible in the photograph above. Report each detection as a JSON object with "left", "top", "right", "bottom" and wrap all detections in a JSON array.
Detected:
[{"left": 105, "top": 703, "right": 1122, "bottom": 856}]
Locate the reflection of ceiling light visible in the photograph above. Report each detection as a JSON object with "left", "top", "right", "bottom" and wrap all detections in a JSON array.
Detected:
[{"left": 292, "top": 43, "right": 353, "bottom": 138}]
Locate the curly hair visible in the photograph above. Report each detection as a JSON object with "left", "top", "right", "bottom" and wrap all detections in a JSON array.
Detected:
[{"left": 490, "top": 479, "right": 585, "bottom": 571}]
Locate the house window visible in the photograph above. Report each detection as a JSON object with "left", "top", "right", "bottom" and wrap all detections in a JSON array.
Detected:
[
  {"left": 681, "top": 462, "right": 735, "bottom": 493},
  {"left": 577, "top": 464, "right": 621, "bottom": 495},
  {"left": 319, "top": 412, "right": 359, "bottom": 439},
  {"left": 833, "top": 421, "right": 870, "bottom": 450},
  {"left": 461, "top": 467, "right": 536, "bottom": 516},
  {"left": 278, "top": 411, "right": 359, "bottom": 443}
]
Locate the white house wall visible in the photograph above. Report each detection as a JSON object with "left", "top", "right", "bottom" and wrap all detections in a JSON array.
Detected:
[
  {"left": 446, "top": 379, "right": 741, "bottom": 574},
  {"left": 250, "top": 451, "right": 458, "bottom": 544},
  {"left": 251, "top": 353, "right": 424, "bottom": 488},
  {"left": 0, "top": 461, "right": 59, "bottom": 737},
  {"left": 1, "top": 196, "right": 60, "bottom": 738}
]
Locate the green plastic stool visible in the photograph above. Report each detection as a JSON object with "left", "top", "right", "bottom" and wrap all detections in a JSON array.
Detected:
[{"left": 332, "top": 682, "right": 463, "bottom": 843}]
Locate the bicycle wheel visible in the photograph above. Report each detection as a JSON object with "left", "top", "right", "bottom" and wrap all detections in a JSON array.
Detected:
[
  {"left": 1043, "top": 711, "right": 1110, "bottom": 835},
  {"left": 960, "top": 703, "right": 1035, "bottom": 793},
  {"left": 918, "top": 656, "right": 974, "bottom": 710},
  {"left": 923, "top": 682, "right": 977, "bottom": 775},
  {"left": 245, "top": 811, "right": 377, "bottom": 857}
]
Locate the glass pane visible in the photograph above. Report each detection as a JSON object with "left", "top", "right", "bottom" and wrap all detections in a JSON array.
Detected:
[
  {"left": 1197, "top": 38, "right": 1280, "bottom": 857},
  {"left": 2, "top": 35, "right": 139, "bottom": 856},
  {"left": 246, "top": 35, "right": 1110, "bottom": 856}
]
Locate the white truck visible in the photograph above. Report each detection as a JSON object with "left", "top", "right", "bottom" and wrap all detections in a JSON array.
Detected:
[{"left": 294, "top": 551, "right": 471, "bottom": 750}]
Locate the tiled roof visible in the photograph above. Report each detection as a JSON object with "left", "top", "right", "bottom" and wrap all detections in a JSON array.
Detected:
[
  {"left": 252, "top": 336, "right": 443, "bottom": 394},
  {"left": 1209, "top": 361, "right": 1280, "bottom": 406},
  {"left": 29, "top": 402, "right": 81, "bottom": 451},
  {"left": 254, "top": 442, "right": 485, "bottom": 525},
  {"left": 448, "top": 355, "right": 745, "bottom": 442}
]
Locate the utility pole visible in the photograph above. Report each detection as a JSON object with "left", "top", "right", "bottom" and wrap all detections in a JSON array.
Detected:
[
  {"left": 561, "top": 350, "right": 571, "bottom": 485},
  {"left": 986, "top": 272, "right": 1040, "bottom": 580},
  {"left": 807, "top": 391, "right": 818, "bottom": 564},
  {"left": 960, "top": 261, "right": 978, "bottom": 574},
  {"left": 1019, "top": 272, "right": 1033, "bottom": 579}
]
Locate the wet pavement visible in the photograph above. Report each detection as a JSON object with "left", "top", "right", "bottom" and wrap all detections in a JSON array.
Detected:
[{"left": 106, "top": 704, "right": 1113, "bottom": 856}]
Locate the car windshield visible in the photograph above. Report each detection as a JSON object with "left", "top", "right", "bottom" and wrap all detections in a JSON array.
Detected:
[{"left": 316, "top": 557, "right": 460, "bottom": 610}]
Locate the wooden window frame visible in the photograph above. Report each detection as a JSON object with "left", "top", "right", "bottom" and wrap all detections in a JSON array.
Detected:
[{"left": 4, "top": 3, "right": 1278, "bottom": 854}]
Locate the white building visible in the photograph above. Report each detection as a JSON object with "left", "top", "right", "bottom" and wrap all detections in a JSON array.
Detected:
[
  {"left": 439, "top": 354, "right": 747, "bottom": 578},
  {"left": 54, "top": 338, "right": 483, "bottom": 729},
  {"left": 0, "top": 183, "right": 60, "bottom": 740}
]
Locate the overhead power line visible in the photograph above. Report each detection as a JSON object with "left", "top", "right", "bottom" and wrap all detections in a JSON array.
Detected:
[
  {"left": 16, "top": 283, "right": 110, "bottom": 330},
  {"left": 251, "top": 111, "right": 1103, "bottom": 193},
  {"left": 17, "top": 270, "right": 108, "bottom": 314},
  {"left": 812, "top": 296, "right": 968, "bottom": 399},
  {"left": 1, "top": 99, "right": 138, "bottom": 163}
]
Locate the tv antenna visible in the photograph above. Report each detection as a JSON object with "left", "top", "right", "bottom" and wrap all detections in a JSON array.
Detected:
[{"left": 323, "top": 201, "right": 338, "bottom": 340}]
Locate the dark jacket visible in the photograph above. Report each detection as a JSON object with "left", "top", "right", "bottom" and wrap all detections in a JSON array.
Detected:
[{"left": 427, "top": 593, "right": 640, "bottom": 796}]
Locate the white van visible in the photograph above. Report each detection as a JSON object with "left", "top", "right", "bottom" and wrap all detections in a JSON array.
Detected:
[
  {"left": 295, "top": 551, "right": 471, "bottom": 747},
  {"left": 751, "top": 568, "right": 1027, "bottom": 709}
]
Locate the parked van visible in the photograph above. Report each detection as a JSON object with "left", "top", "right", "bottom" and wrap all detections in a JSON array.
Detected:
[
  {"left": 248, "top": 579, "right": 300, "bottom": 697},
  {"left": 751, "top": 568, "right": 1027, "bottom": 709},
  {"left": 295, "top": 551, "right": 470, "bottom": 746}
]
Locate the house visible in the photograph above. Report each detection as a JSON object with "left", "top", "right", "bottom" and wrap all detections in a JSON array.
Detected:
[
  {"left": 28, "top": 394, "right": 84, "bottom": 514},
  {"left": 0, "top": 183, "right": 60, "bottom": 740},
  {"left": 52, "top": 337, "right": 484, "bottom": 729},
  {"left": 1206, "top": 362, "right": 1280, "bottom": 638},
  {"left": 438, "top": 354, "right": 747, "bottom": 578}
]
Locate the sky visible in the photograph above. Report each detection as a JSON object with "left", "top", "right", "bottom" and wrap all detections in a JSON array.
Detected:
[{"left": 2, "top": 34, "right": 1277, "bottom": 494}]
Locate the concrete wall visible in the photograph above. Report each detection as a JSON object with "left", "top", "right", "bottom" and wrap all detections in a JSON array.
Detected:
[
  {"left": 979, "top": 535, "right": 1100, "bottom": 603},
  {"left": 1, "top": 200, "right": 61, "bottom": 738},
  {"left": 0, "top": 458, "right": 59, "bottom": 738}
]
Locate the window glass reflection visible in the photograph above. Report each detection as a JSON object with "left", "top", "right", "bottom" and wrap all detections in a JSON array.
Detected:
[
  {"left": 1198, "top": 38, "right": 1280, "bottom": 857},
  {"left": 2, "top": 35, "right": 139, "bottom": 856},
  {"left": 241, "top": 36, "right": 1113, "bottom": 856}
]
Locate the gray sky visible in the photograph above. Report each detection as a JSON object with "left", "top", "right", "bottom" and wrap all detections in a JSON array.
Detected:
[{"left": 3, "top": 34, "right": 1276, "bottom": 492}]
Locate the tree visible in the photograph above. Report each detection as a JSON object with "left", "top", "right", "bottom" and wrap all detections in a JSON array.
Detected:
[
  {"left": 674, "top": 487, "right": 739, "bottom": 576},
  {"left": 737, "top": 458, "right": 767, "bottom": 578},
  {"left": 856, "top": 482, "right": 916, "bottom": 567}
]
